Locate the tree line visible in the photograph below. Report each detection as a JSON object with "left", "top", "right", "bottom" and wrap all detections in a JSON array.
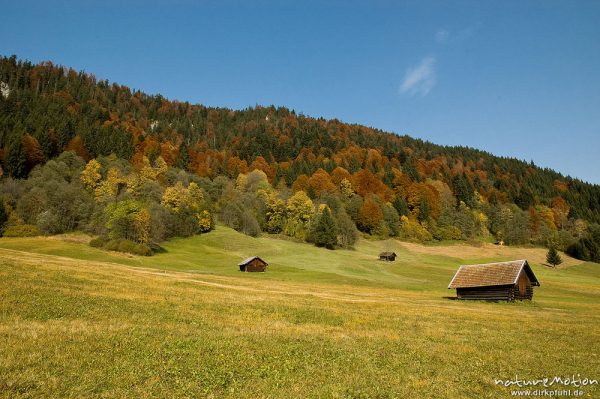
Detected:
[{"left": 0, "top": 55, "right": 599, "bottom": 260}]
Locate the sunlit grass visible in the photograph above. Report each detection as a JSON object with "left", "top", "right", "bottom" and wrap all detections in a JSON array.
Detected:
[{"left": 1, "top": 227, "right": 599, "bottom": 398}]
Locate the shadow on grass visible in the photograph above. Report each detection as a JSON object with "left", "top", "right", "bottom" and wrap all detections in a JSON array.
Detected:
[{"left": 150, "top": 244, "right": 168, "bottom": 254}]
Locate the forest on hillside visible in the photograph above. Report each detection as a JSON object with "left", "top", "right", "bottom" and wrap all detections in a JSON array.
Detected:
[{"left": 0, "top": 55, "right": 599, "bottom": 261}]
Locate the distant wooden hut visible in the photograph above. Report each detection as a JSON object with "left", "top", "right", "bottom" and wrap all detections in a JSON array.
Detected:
[
  {"left": 379, "top": 252, "right": 397, "bottom": 261},
  {"left": 238, "top": 256, "right": 268, "bottom": 272},
  {"left": 448, "top": 260, "right": 540, "bottom": 301}
]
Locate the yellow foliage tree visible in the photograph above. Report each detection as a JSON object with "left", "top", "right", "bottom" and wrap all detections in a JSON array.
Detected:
[
  {"left": 196, "top": 210, "right": 213, "bottom": 232},
  {"left": 133, "top": 208, "right": 151, "bottom": 244},
  {"left": 399, "top": 216, "right": 433, "bottom": 241},
  {"left": 125, "top": 173, "right": 143, "bottom": 197},
  {"left": 161, "top": 181, "right": 212, "bottom": 233},
  {"left": 187, "top": 182, "right": 205, "bottom": 210},
  {"left": 80, "top": 159, "right": 102, "bottom": 191},
  {"left": 261, "top": 190, "right": 285, "bottom": 233},
  {"left": 154, "top": 156, "right": 168, "bottom": 179},
  {"left": 285, "top": 190, "right": 314, "bottom": 238},
  {"left": 339, "top": 178, "right": 354, "bottom": 198},
  {"left": 161, "top": 181, "right": 188, "bottom": 213},
  {"left": 139, "top": 156, "right": 157, "bottom": 182},
  {"left": 139, "top": 155, "right": 167, "bottom": 183},
  {"left": 235, "top": 173, "right": 248, "bottom": 191},
  {"left": 94, "top": 168, "right": 123, "bottom": 201}
]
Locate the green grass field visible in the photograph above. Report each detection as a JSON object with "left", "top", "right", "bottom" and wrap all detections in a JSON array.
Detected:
[{"left": 1, "top": 227, "right": 599, "bottom": 398}]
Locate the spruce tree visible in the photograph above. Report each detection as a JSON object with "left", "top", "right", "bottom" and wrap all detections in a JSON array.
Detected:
[
  {"left": 418, "top": 198, "right": 430, "bottom": 222},
  {"left": 546, "top": 246, "right": 563, "bottom": 267},
  {"left": 312, "top": 207, "right": 338, "bottom": 249},
  {"left": 452, "top": 174, "right": 474, "bottom": 208},
  {"left": 393, "top": 197, "right": 410, "bottom": 217},
  {"left": 6, "top": 139, "right": 28, "bottom": 178},
  {"left": 402, "top": 156, "right": 419, "bottom": 182},
  {"left": 175, "top": 142, "right": 189, "bottom": 171}
]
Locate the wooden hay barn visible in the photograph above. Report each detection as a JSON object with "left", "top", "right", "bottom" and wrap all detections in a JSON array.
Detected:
[
  {"left": 238, "top": 256, "right": 268, "bottom": 272},
  {"left": 448, "top": 260, "right": 540, "bottom": 301},
  {"left": 379, "top": 252, "right": 397, "bottom": 261}
]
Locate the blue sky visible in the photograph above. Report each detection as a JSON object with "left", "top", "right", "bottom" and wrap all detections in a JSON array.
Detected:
[{"left": 2, "top": 0, "right": 599, "bottom": 183}]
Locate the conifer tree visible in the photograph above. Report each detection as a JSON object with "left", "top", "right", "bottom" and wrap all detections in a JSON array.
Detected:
[
  {"left": 312, "top": 207, "right": 338, "bottom": 249},
  {"left": 6, "top": 139, "right": 28, "bottom": 178},
  {"left": 546, "top": 246, "right": 563, "bottom": 267},
  {"left": 175, "top": 142, "right": 189, "bottom": 171},
  {"left": 393, "top": 196, "right": 410, "bottom": 217},
  {"left": 452, "top": 174, "right": 474, "bottom": 208}
]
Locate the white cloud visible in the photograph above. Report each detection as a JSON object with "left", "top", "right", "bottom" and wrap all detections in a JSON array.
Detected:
[
  {"left": 435, "top": 29, "right": 449, "bottom": 44},
  {"left": 399, "top": 56, "right": 436, "bottom": 97}
]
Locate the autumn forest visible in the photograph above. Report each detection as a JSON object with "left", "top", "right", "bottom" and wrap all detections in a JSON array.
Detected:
[{"left": 0, "top": 55, "right": 599, "bottom": 261}]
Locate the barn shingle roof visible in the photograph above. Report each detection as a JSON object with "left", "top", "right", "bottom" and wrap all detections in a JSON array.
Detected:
[
  {"left": 448, "top": 260, "right": 540, "bottom": 289},
  {"left": 238, "top": 256, "right": 268, "bottom": 266}
]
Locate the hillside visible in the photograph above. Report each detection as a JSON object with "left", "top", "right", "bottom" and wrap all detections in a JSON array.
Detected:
[
  {"left": 1, "top": 228, "right": 599, "bottom": 398},
  {"left": 0, "top": 55, "right": 599, "bottom": 217},
  {"left": 0, "top": 226, "right": 585, "bottom": 287},
  {"left": 0, "top": 55, "right": 599, "bottom": 261}
]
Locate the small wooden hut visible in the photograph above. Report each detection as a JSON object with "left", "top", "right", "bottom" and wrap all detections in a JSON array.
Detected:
[
  {"left": 238, "top": 256, "right": 268, "bottom": 272},
  {"left": 448, "top": 260, "right": 539, "bottom": 301},
  {"left": 379, "top": 252, "right": 397, "bottom": 261}
]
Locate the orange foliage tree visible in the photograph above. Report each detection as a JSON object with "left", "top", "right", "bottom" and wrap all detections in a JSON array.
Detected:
[
  {"left": 250, "top": 156, "right": 274, "bottom": 181},
  {"left": 406, "top": 182, "right": 441, "bottom": 220},
  {"left": 22, "top": 134, "right": 45, "bottom": 170},
  {"left": 65, "top": 135, "right": 90, "bottom": 161},
  {"left": 308, "top": 169, "right": 336, "bottom": 197},
  {"left": 159, "top": 142, "right": 177, "bottom": 166},
  {"left": 551, "top": 197, "right": 570, "bottom": 229},
  {"left": 392, "top": 171, "right": 412, "bottom": 199},
  {"left": 352, "top": 169, "right": 389, "bottom": 199},
  {"left": 292, "top": 174, "right": 310, "bottom": 192},
  {"left": 357, "top": 195, "right": 383, "bottom": 233},
  {"left": 330, "top": 166, "right": 352, "bottom": 185}
]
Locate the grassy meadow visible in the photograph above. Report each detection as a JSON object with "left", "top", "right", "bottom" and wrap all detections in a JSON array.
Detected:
[{"left": 1, "top": 226, "right": 599, "bottom": 398}]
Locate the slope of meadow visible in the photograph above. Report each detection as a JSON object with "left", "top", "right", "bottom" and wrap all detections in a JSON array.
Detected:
[{"left": 1, "top": 228, "right": 599, "bottom": 398}]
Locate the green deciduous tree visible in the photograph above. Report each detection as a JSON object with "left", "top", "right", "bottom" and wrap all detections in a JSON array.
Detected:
[
  {"left": 105, "top": 200, "right": 147, "bottom": 243},
  {"left": 336, "top": 210, "right": 358, "bottom": 248}
]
